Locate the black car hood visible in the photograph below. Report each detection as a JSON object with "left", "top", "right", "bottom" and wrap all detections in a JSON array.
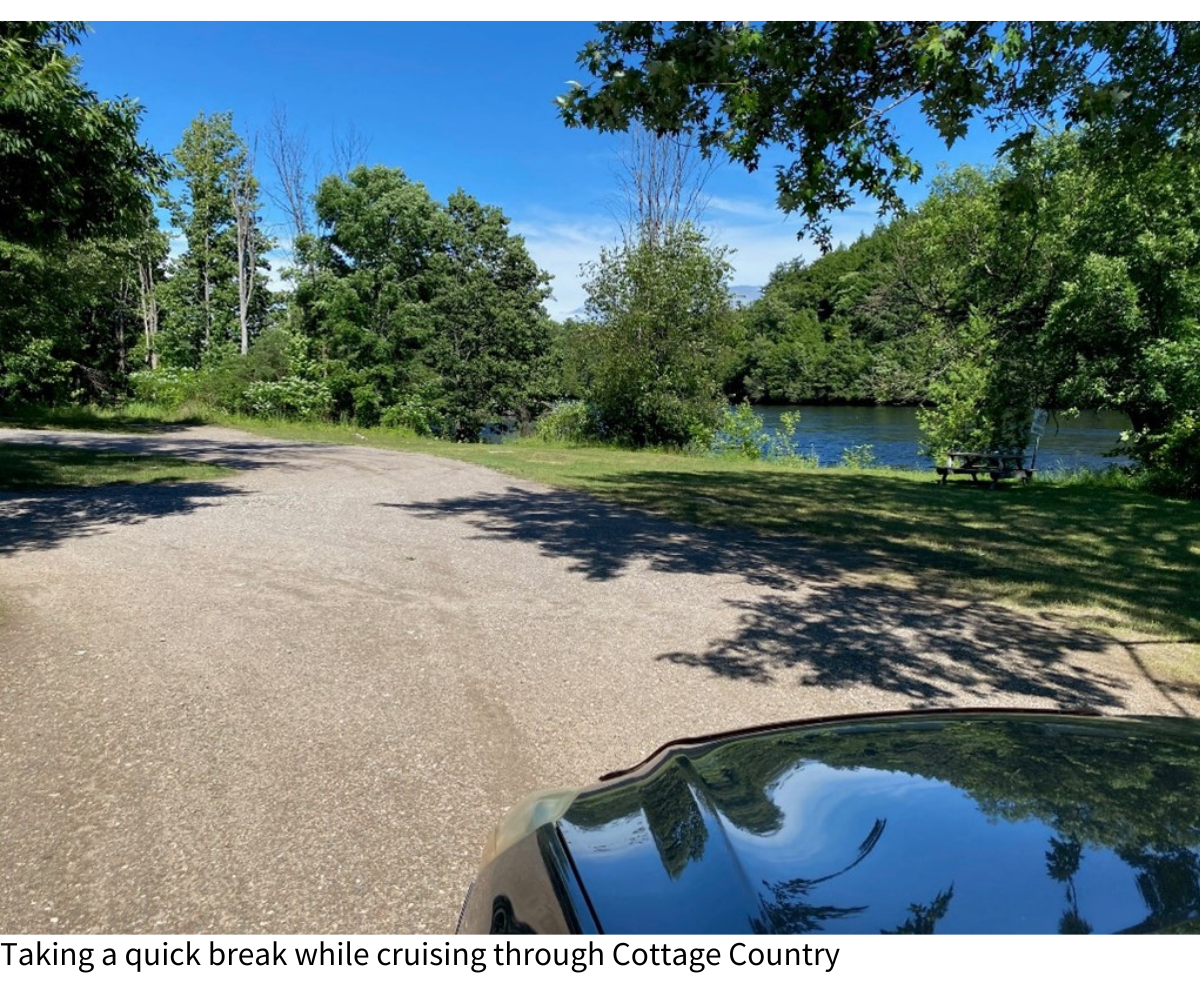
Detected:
[{"left": 556, "top": 712, "right": 1200, "bottom": 934}]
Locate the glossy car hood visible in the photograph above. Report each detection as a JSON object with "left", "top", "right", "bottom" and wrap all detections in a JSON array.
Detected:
[{"left": 556, "top": 713, "right": 1200, "bottom": 934}]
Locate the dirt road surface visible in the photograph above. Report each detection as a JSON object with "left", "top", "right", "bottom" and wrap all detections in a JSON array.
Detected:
[{"left": 2, "top": 425, "right": 1195, "bottom": 933}]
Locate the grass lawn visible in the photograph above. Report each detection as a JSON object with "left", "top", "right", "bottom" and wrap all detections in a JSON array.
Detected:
[
  {"left": 0, "top": 443, "right": 230, "bottom": 491},
  {"left": 5, "top": 404, "right": 1197, "bottom": 644},
  {"left": 0, "top": 403, "right": 200, "bottom": 434}
]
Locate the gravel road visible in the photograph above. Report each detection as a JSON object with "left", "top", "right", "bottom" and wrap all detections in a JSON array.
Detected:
[{"left": 1, "top": 425, "right": 1195, "bottom": 933}]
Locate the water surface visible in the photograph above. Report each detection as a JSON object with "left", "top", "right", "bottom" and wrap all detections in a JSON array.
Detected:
[{"left": 753, "top": 406, "right": 1131, "bottom": 471}]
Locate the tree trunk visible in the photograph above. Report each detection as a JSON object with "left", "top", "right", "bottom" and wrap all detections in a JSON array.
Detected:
[
  {"left": 202, "top": 231, "right": 212, "bottom": 353},
  {"left": 116, "top": 277, "right": 128, "bottom": 375},
  {"left": 232, "top": 161, "right": 258, "bottom": 356},
  {"left": 137, "top": 255, "right": 159, "bottom": 369}
]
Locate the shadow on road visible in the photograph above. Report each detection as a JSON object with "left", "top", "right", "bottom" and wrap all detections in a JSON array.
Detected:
[
  {"left": 0, "top": 480, "right": 242, "bottom": 557},
  {"left": 393, "top": 485, "right": 1165, "bottom": 711},
  {"left": 0, "top": 430, "right": 331, "bottom": 474},
  {"left": 580, "top": 467, "right": 1200, "bottom": 641},
  {"left": 660, "top": 586, "right": 1120, "bottom": 709},
  {"left": 390, "top": 486, "right": 829, "bottom": 589}
]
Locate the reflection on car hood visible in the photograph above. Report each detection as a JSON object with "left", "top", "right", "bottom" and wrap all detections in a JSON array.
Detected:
[{"left": 556, "top": 713, "right": 1200, "bottom": 934}]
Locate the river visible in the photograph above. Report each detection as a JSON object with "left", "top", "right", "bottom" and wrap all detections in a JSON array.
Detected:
[{"left": 752, "top": 405, "right": 1131, "bottom": 471}]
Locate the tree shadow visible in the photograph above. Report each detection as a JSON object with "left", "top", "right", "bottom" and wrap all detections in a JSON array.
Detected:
[
  {"left": 576, "top": 468, "right": 1200, "bottom": 640},
  {"left": 660, "top": 585, "right": 1125, "bottom": 709},
  {"left": 393, "top": 486, "right": 823, "bottom": 589},
  {"left": 394, "top": 484, "right": 1161, "bottom": 712},
  {"left": 0, "top": 480, "right": 244, "bottom": 557},
  {"left": 0, "top": 430, "right": 334, "bottom": 474}
]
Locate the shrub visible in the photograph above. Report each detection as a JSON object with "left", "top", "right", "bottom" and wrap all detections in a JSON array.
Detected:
[
  {"left": 381, "top": 395, "right": 439, "bottom": 436},
  {"left": 765, "top": 409, "right": 817, "bottom": 465},
  {"left": 0, "top": 338, "right": 78, "bottom": 405},
  {"left": 242, "top": 377, "right": 333, "bottom": 420},
  {"left": 712, "top": 402, "right": 768, "bottom": 459},
  {"left": 533, "top": 400, "right": 603, "bottom": 444},
  {"left": 351, "top": 384, "right": 382, "bottom": 427},
  {"left": 840, "top": 443, "right": 880, "bottom": 469},
  {"left": 128, "top": 366, "right": 200, "bottom": 408},
  {"left": 580, "top": 225, "right": 734, "bottom": 448},
  {"left": 1133, "top": 411, "right": 1200, "bottom": 498}
]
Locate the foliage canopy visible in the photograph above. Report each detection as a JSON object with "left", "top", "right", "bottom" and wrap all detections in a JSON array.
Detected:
[{"left": 559, "top": 21, "right": 1200, "bottom": 246}]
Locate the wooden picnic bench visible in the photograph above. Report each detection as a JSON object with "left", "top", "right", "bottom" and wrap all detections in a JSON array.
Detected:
[{"left": 936, "top": 450, "right": 1034, "bottom": 486}]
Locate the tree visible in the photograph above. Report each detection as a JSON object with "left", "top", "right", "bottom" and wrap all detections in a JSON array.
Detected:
[
  {"left": 559, "top": 21, "right": 1200, "bottom": 247},
  {"left": 230, "top": 140, "right": 265, "bottom": 356},
  {"left": 296, "top": 165, "right": 441, "bottom": 421},
  {"left": 1042, "top": 137, "right": 1200, "bottom": 494},
  {"left": 263, "top": 104, "right": 313, "bottom": 258},
  {"left": 878, "top": 134, "right": 1200, "bottom": 492},
  {"left": 160, "top": 111, "right": 270, "bottom": 364},
  {"left": 425, "top": 191, "right": 553, "bottom": 439},
  {"left": 263, "top": 107, "right": 371, "bottom": 279},
  {"left": 1, "top": 21, "right": 162, "bottom": 404},
  {"left": 294, "top": 166, "right": 552, "bottom": 435},
  {"left": 133, "top": 206, "right": 169, "bottom": 369},
  {"left": 581, "top": 224, "right": 734, "bottom": 446},
  {"left": 0, "top": 22, "right": 160, "bottom": 249},
  {"left": 609, "top": 125, "right": 714, "bottom": 247},
  {"left": 882, "top": 158, "right": 1073, "bottom": 457},
  {"left": 730, "top": 227, "right": 903, "bottom": 404}
]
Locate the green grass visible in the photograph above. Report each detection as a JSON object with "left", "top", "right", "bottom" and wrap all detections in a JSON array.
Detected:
[
  {"left": 0, "top": 443, "right": 230, "bottom": 491},
  {"left": 5, "top": 404, "right": 1197, "bottom": 642},
  {"left": 0, "top": 401, "right": 206, "bottom": 433}
]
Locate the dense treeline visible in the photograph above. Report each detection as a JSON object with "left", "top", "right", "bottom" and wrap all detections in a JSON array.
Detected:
[
  {"left": 0, "top": 22, "right": 162, "bottom": 403},
  {"left": 2, "top": 22, "right": 1199, "bottom": 495},
  {"left": 725, "top": 228, "right": 903, "bottom": 406},
  {"left": 1, "top": 24, "right": 553, "bottom": 442},
  {"left": 712, "top": 133, "right": 1200, "bottom": 494}
]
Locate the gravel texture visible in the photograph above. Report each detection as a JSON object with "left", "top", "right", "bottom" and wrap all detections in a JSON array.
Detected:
[{"left": 1, "top": 425, "right": 1195, "bottom": 933}]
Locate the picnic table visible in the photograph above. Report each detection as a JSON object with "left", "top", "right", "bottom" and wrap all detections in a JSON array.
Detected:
[{"left": 936, "top": 450, "right": 1034, "bottom": 486}]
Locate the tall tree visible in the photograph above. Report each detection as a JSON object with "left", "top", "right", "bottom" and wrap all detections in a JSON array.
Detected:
[
  {"left": 264, "top": 104, "right": 313, "bottom": 256},
  {"left": 160, "top": 111, "right": 270, "bottom": 364},
  {"left": 426, "top": 191, "right": 552, "bottom": 439},
  {"left": 230, "top": 137, "right": 264, "bottom": 356},
  {"left": 295, "top": 166, "right": 551, "bottom": 435},
  {"left": 566, "top": 117, "right": 733, "bottom": 446},
  {"left": 0, "top": 21, "right": 162, "bottom": 404}
]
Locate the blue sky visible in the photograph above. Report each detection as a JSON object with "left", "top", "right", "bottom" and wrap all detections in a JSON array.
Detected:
[{"left": 77, "top": 21, "right": 1006, "bottom": 318}]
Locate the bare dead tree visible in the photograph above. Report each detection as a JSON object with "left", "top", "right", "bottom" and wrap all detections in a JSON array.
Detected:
[
  {"left": 264, "top": 104, "right": 312, "bottom": 249},
  {"left": 136, "top": 243, "right": 161, "bottom": 369},
  {"left": 330, "top": 121, "right": 371, "bottom": 180},
  {"left": 115, "top": 275, "right": 129, "bottom": 375},
  {"left": 612, "top": 125, "right": 718, "bottom": 247}
]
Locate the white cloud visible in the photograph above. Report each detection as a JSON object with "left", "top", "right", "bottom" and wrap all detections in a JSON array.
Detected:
[
  {"left": 514, "top": 201, "right": 883, "bottom": 321},
  {"left": 512, "top": 211, "right": 619, "bottom": 320},
  {"left": 706, "top": 195, "right": 784, "bottom": 222}
]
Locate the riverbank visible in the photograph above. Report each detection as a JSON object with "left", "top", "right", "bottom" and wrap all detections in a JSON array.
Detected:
[{"left": 4, "top": 404, "right": 1197, "bottom": 654}]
